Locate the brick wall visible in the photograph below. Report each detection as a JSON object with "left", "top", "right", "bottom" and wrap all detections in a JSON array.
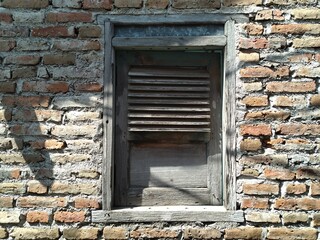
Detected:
[{"left": 0, "top": 0, "right": 320, "bottom": 239}]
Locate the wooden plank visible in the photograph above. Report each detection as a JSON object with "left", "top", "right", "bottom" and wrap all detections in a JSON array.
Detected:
[
  {"left": 128, "top": 79, "right": 210, "bottom": 85},
  {"left": 127, "top": 188, "right": 210, "bottom": 206},
  {"left": 92, "top": 208, "right": 245, "bottom": 223},
  {"left": 128, "top": 113, "right": 211, "bottom": 119},
  {"left": 113, "top": 36, "right": 227, "bottom": 48},
  {"left": 128, "top": 92, "right": 209, "bottom": 98},
  {"left": 129, "top": 67, "right": 210, "bottom": 78},
  {"left": 128, "top": 106, "right": 210, "bottom": 111},
  {"left": 128, "top": 127, "right": 211, "bottom": 132},
  {"left": 128, "top": 132, "right": 210, "bottom": 142},
  {"left": 128, "top": 99, "right": 210, "bottom": 105},
  {"left": 128, "top": 85, "right": 210, "bottom": 92},
  {"left": 129, "top": 120, "right": 210, "bottom": 126},
  {"left": 102, "top": 21, "right": 114, "bottom": 210}
]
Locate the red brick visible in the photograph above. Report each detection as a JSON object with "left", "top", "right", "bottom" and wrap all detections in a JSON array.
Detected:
[
  {"left": 172, "top": 0, "right": 220, "bottom": 8},
  {"left": 0, "top": 0, "right": 49, "bottom": 8},
  {"left": 0, "top": 40, "right": 16, "bottom": 51},
  {"left": 240, "top": 124, "right": 272, "bottom": 136},
  {"left": 240, "top": 66, "right": 289, "bottom": 78},
  {"left": 242, "top": 96, "right": 268, "bottom": 107},
  {"left": 239, "top": 38, "right": 268, "bottom": 49},
  {"left": 46, "top": 12, "right": 92, "bottom": 23},
  {"left": 243, "top": 183, "right": 279, "bottom": 195},
  {"left": 26, "top": 211, "right": 49, "bottom": 223},
  {"left": 256, "top": 9, "right": 284, "bottom": 20},
  {"left": 245, "top": 110, "right": 290, "bottom": 120},
  {"left": 145, "top": 0, "right": 169, "bottom": 9},
  {"left": 114, "top": 0, "right": 143, "bottom": 8},
  {"left": 54, "top": 211, "right": 85, "bottom": 223},
  {"left": 225, "top": 227, "right": 262, "bottom": 239},
  {"left": 267, "top": 228, "right": 317, "bottom": 240},
  {"left": 0, "top": 197, "right": 14, "bottom": 207},
  {"left": 83, "top": 0, "right": 112, "bottom": 9},
  {"left": 271, "top": 24, "right": 320, "bottom": 35},
  {"left": 32, "top": 26, "right": 75, "bottom": 37},
  {"left": 286, "top": 183, "right": 307, "bottom": 195},
  {"left": 264, "top": 168, "right": 295, "bottom": 180},
  {"left": 74, "top": 197, "right": 100, "bottom": 209},
  {"left": 288, "top": 53, "right": 312, "bottom": 62},
  {"left": 240, "top": 155, "right": 288, "bottom": 166},
  {"left": 310, "top": 94, "right": 320, "bottom": 106},
  {"left": 277, "top": 124, "right": 320, "bottom": 136},
  {"left": 17, "top": 196, "right": 67, "bottom": 207},
  {"left": 22, "top": 81, "right": 69, "bottom": 93},
  {"left": 241, "top": 198, "right": 269, "bottom": 209},
  {"left": 275, "top": 198, "right": 320, "bottom": 210},
  {"left": 74, "top": 83, "right": 103, "bottom": 92},
  {"left": 0, "top": 83, "right": 15, "bottom": 93},
  {"left": 4, "top": 55, "right": 40, "bottom": 65},
  {"left": 1, "top": 96, "right": 50, "bottom": 107},
  {"left": 266, "top": 81, "right": 316, "bottom": 93},
  {"left": 78, "top": 26, "right": 102, "bottom": 38},
  {"left": 0, "top": 13, "right": 13, "bottom": 23},
  {"left": 244, "top": 24, "right": 263, "bottom": 35}
]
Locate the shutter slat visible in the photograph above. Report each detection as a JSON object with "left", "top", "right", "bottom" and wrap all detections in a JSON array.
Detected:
[{"left": 127, "top": 66, "right": 211, "bottom": 135}]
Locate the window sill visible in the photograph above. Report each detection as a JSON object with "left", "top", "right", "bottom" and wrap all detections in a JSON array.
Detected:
[{"left": 92, "top": 207, "right": 244, "bottom": 223}]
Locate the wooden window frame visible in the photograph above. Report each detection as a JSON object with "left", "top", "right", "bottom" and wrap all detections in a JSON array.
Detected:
[{"left": 92, "top": 14, "right": 247, "bottom": 223}]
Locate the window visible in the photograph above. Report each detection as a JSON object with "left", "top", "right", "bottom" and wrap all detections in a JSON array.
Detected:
[{"left": 93, "top": 14, "right": 243, "bottom": 223}]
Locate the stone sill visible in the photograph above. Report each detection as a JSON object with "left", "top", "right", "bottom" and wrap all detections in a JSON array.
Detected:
[{"left": 92, "top": 207, "right": 244, "bottom": 223}]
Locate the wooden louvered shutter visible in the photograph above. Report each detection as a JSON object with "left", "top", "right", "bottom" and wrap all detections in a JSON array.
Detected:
[{"left": 114, "top": 50, "right": 222, "bottom": 207}]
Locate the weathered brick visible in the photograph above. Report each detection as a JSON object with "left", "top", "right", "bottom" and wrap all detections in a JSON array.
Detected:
[
  {"left": 0, "top": 211, "right": 20, "bottom": 223},
  {"left": 264, "top": 168, "right": 295, "bottom": 180},
  {"left": 53, "top": 40, "right": 101, "bottom": 51},
  {"left": 4, "top": 55, "right": 40, "bottom": 65},
  {"left": 240, "top": 139, "right": 262, "bottom": 151},
  {"left": 54, "top": 211, "right": 85, "bottom": 223},
  {"left": 78, "top": 26, "right": 102, "bottom": 38},
  {"left": 17, "top": 196, "right": 67, "bottom": 208},
  {"left": 65, "top": 111, "right": 101, "bottom": 121},
  {"left": 0, "top": 228, "right": 7, "bottom": 239},
  {"left": 275, "top": 198, "right": 320, "bottom": 210},
  {"left": 0, "top": 26, "right": 29, "bottom": 37},
  {"left": 0, "top": 0, "right": 49, "bottom": 8},
  {"left": 241, "top": 198, "right": 269, "bottom": 209},
  {"left": 2, "top": 96, "right": 50, "bottom": 107},
  {"left": 22, "top": 81, "right": 69, "bottom": 93},
  {"left": 103, "top": 227, "right": 127, "bottom": 240},
  {"left": 10, "top": 123, "right": 49, "bottom": 136},
  {"left": 311, "top": 183, "right": 320, "bottom": 196},
  {"left": 0, "top": 82, "right": 15, "bottom": 93},
  {"left": 225, "top": 227, "right": 262, "bottom": 239},
  {"left": 51, "top": 125, "right": 99, "bottom": 137},
  {"left": 83, "top": 0, "right": 112, "bottom": 9},
  {"left": 65, "top": 140, "right": 96, "bottom": 150},
  {"left": 27, "top": 180, "right": 47, "bottom": 194},
  {"left": 310, "top": 94, "right": 320, "bottom": 106},
  {"left": 286, "top": 183, "right": 307, "bottom": 195},
  {"left": 240, "top": 124, "right": 272, "bottom": 136},
  {"left": 46, "top": 12, "right": 92, "bottom": 23},
  {"left": 267, "top": 228, "right": 317, "bottom": 240},
  {"left": 256, "top": 9, "right": 284, "bottom": 20},
  {"left": 12, "top": 109, "right": 63, "bottom": 122},
  {"left": 13, "top": 12, "right": 44, "bottom": 23},
  {"left": 50, "top": 153, "right": 90, "bottom": 164},
  {"left": 16, "top": 39, "right": 50, "bottom": 51},
  {"left": 243, "top": 82, "right": 262, "bottom": 92},
  {"left": 0, "top": 197, "right": 13, "bottom": 207},
  {"left": 32, "top": 26, "right": 75, "bottom": 37},
  {"left": 0, "top": 110, "right": 12, "bottom": 121},
  {"left": 183, "top": 228, "right": 221, "bottom": 239},
  {"left": 267, "top": 0, "right": 316, "bottom": 4},
  {"left": 130, "top": 228, "right": 179, "bottom": 239},
  {"left": 239, "top": 38, "right": 268, "bottom": 49},
  {"left": 242, "top": 96, "right": 268, "bottom": 107},
  {"left": 268, "top": 36, "right": 287, "bottom": 49},
  {"left": 76, "top": 170, "right": 100, "bottom": 179},
  {"left": 43, "top": 53, "right": 75, "bottom": 65},
  {"left": 74, "top": 197, "right": 100, "bottom": 209},
  {"left": 272, "top": 95, "right": 308, "bottom": 107},
  {"left": 63, "top": 228, "right": 99, "bottom": 240},
  {"left": 172, "top": 0, "right": 220, "bottom": 8},
  {"left": 283, "top": 212, "right": 308, "bottom": 224},
  {"left": 225, "top": 0, "right": 262, "bottom": 6},
  {"left": 52, "top": 0, "right": 82, "bottom": 8},
  {"left": 12, "top": 67, "right": 37, "bottom": 79},
  {"left": 114, "top": 0, "right": 143, "bottom": 8},
  {"left": 296, "top": 67, "right": 320, "bottom": 78},
  {"left": 0, "top": 169, "right": 20, "bottom": 179},
  {"left": 313, "top": 214, "right": 320, "bottom": 226},
  {"left": 0, "top": 153, "right": 44, "bottom": 164},
  {"left": 145, "top": 0, "right": 169, "bottom": 9},
  {"left": 0, "top": 183, "right": 25, "bottom": 194},
  {"left": 296, "top": 168, "right": 320, "bottom": 180},
  {"left": 51, "top": 66, "right": 101, "bottom": 79},
  {"left": 74, "top": 83, "right": 103, "bottom": 92},
  {"left": 272, "top": 24, "right": 320, "bottom": 35},
  {"left": 26, "top": 211, "right": 49, "bottom": 223},
  {"left": 292, "top": 8, "right": 320, "bottom": 19},
  {"left": 245, "top": 110, "right": 290, "bottom": 120},
  {"left": 244, "top": 24, "right": 263, "bottom": 35},
  {"left": 240, "top": 66, "right": 289, "bottom": 78},
  {"left": 241, "top": 168, "right": 259, "bottom": 177},
  {"left": 0, "top": 40, "right": 16, "bottom": 51},
  {"left": 277, "top": 124, "right": 320, "bottom": 136},
  {"left": 246, "top": 212, "right": 280, "bottom": 223},
  {"left": 0, "top": 12, "right": 12, "bottom": 23},
  {"left": 243, "top": 183, "right": 279, "bottom": 195},
  {"left": 11, "top": 228, "right": 59, "bottom": 240},
  {"left": 293, "top": 37, "right": 320, "bottom": 48},
  {"left": 239, "top": 52, "right": 260, "bottom": 62},
  {"left": 50, "top": 182, "right": 99, "bottom": 195}
]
